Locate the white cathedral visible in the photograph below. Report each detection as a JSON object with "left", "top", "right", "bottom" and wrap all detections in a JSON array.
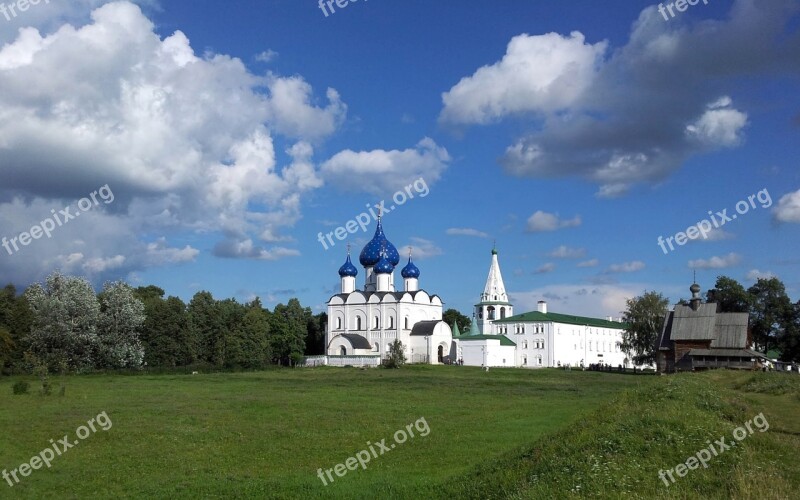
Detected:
[{"left": 320, "top": 217, "right": 634, "bottom": 369}]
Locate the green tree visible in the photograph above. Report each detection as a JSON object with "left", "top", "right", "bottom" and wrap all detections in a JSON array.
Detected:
[
  {"left": 619, "top": 291, "right": 670, "bottom": 365},
  {"left": 385, "top": 339, "right": 406, "bottom": 368},
  {"left": 228, "top": 298, "right": 272, "bottom": 368},
  {"left": 271, "top": 299, "right": 308, "bottom": 365},
  {"left": 748, "top": 277, "right": 793, "bottom": 354},
  {"left": 443, "top": 308, "right": 471, "bottom": 334},
  {"left": 304, "top": 312, "right": 326, "bottom": 356},
  {"left": 707, "top": 276, "right": 751, "bottom": 313},
  {"left": 779, "top": 301, "right": 800, "bottom": 362},
  {"left": 189, "top": 291, "right": 225, "bottom": 366},
  {"left": 97, "top": 281, "right": 146, "bottom": 369},
  {"left": 24, "top": 272, "right": 100, "bottom": 372}
]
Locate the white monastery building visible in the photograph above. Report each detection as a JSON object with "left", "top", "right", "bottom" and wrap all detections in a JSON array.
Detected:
[
  {"left": 454, "top": 248, "right": 634, "bottom": 369},
  {"left": 323, "top": 216, "right": 453, "bottom": 366},
  {"left": 316, "top": 216, "right": 636, "bottom": 369}
]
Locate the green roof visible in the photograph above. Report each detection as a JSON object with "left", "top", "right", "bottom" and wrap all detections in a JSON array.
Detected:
[
  {"left": 457, "top": 335, "right": 517, "bottom": 346},
  {"left": 494, "top": 310, "right": 627, "bottom": 329},
  {"left": 452, "top": 321, "right": 461, "bottom": 337}
]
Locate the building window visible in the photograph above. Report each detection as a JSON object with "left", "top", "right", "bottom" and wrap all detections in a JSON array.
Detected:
[
  {"left": 336, "top": 317, "right": 342, "bottom": 329},
  {"left": 500, "top": 307, "right": 506, "bottom": 319},
  {"left": 404, "top": 317, "right": 409, "bottom": 329},
  {"left": 488, "top": 306, "right": 495, "bottom": 320},
  {"left": 340, "top": 346, "right": 347, "bottom": 356},
  {"left": 356, "top": 317, "right": 362, "bottom": 330},
  {"left": 523, "top": 356, "right": 528, "bottom": 366},
  {"left": 523, "top": 341, "right": 528, "bottom": 349},
  {"left": 537, "top": 356, "right": 542, "bottom": 366},
  {"left": 589, "top": 341, "right": 592, "bottom": 351},
  {"left": 389, "top": 316, "right": 395, "bottom": 329}
]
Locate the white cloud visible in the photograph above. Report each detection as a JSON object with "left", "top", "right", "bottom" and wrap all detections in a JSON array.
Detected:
[
  {"left": 440, "top": 32, "right": 607, "bottom": 124},
  {"left": 510, "top": 284, "right": 648, "bottom": 320},
  {"left": 548, "top": 245, "right": 586, "bottom": 259},
  {"left": 526, "top": 211, "right": 581, "bottom": 232},
  {"left": 213, "top": 239, "right": 300, "bottom": 261},
  {"left": 607, "top": 261, "right": 646, "bottom": 273},
  {"left": 577, "top": 258, "right": 599, "bottom": 268},
  {"left": 688, "top": 253, "right": 742, "bottom": 270},
  {"left": 746, "top": 269, "right": 776, "bottom": 281},
  {"left": 447, "top": 2, "right": 800, "bottom": 196},
  {"left": 534, "top": 263, "right": 556, "bottom": 274},
  {"left": 402, "top": 237, "right": 442, "bottom": 260},
  {"left": 773, "top": 189, "right": 800, "bottom": 223},
  {"left": 446, "top": 228, "right": 489, "bottom": 238},
  {"left": 255, "top": 49, "right": 278, "bottom": 62},
  {"left": 321, "top": 138, "right": 449, "bottom": 195},
  {"left": 0, "top": 2, "right": 346, "bottom": 285},
  {"left": 685, "top": 96, "right": 748, "bottom": 147}
]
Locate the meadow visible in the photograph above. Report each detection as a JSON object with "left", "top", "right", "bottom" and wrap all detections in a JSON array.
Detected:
[{"left": 1, "top": 366, "right": 797, "bottom": 499}]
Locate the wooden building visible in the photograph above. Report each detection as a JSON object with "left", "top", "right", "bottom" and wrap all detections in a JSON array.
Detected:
[{"left": 655, "top": 283, "right": 763, "bottom": 373}]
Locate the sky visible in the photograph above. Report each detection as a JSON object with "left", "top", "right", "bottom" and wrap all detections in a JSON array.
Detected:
[{"left": 0, "top": 0, "right": 798, "bottom": 319}]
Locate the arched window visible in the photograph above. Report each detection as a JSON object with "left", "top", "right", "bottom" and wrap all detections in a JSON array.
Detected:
[
  {"left": 356, "top": 316, "right": 362, "bottom": 330},
  {"left": 404, "top": 317, "right": 409, "bottom": 329},
  {"left": 336, "top": 317, "right": 342, "bottom": 329},
  {"left": 500, "top": 307, "right": 506, "bottom": 319},
  {"left": 523, "top": 356, "right": 528, "bottom": 366},
  {"left": 373, "top": 343, "right": 379, "bottom": 352},
  {"left": 389, "top": 316, "right": 395, "bottom": 329},
  {"left": 374, "top": 316, "right": 380, "bottom": 329},
  {"left": 487, "top": 306, "right": 495, "bottom": 320},
  {"left": 340, "top": 346, "right": 346, "bottom": 356},
  {"left": 522, "top": 341, "right": 528, "bottom": 349}
]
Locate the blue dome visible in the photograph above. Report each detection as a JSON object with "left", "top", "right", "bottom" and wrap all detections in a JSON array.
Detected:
[
  {"left": 359, "top": 219, "right": 400, "bottom": 267},
  {"left": 401, "top": 256, "right": 420, "bottom": 279},
  {"left": 374, "top": 253, "right": 394, "bottom": 275},
  {"left": 338, "top": 254, "right": 358, "bottom": 277}
]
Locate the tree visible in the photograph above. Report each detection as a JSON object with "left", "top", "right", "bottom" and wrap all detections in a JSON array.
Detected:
[
  {"left": 24, "top": 272, "right": 100, "bottom": 372},
  {"left": 443, "top": 308, "right": 471, "bottom": 334},
  {"left": 385, "top": 339, "right": 406, "bottom": 368},
  {"left": 189, "top": 291, "right": 225, "bottom": 366},
  {"left": 778, "top": 301, "right": 800, "bottom": 362},
  {"left": 707, "top": 276, "right": 750, "bottom": 313},
  {"left": 748, "top": 278, "right": 793, "bottom": 354},
  {"left": 228, "top": 298, "right": 272, "bottom": 368},
  {"left": 271, "top": 299, "right": 308, "bottom": 365},
  {"left": 304, "top": 312, "right": 326, "bottom": 356},
  {"left": 97, "top": 281, "right": 146, "bottom": 369},
  {"left": 619, "top": 291, "right": 670, "bottom": 365}
]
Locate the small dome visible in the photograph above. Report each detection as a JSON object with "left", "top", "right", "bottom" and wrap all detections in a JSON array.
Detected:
[
  {"left": 375, "top": 252, "right": 394, "bottom": 275},
  {"left": 690, "top": 283, "right": 701, "bottom": 294},
  {"left": 401, "top": 256, "right": 420, "bottom": 279},
  {"left": 338, "top": 254, "right": 358, "bottom": 278},
  {"left": 360, "top": 219, "right": 400, "bottom": 267}
]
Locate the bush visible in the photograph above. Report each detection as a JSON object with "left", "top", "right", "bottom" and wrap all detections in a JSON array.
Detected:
[
  {"left": 12, "top": 380, "right": 29, "bottom": 395},
  {"left": 385, "top": 340, "right": 407, "bottom": 369}
]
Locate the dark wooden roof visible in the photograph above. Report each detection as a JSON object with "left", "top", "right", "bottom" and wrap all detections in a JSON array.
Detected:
[
  {"left": 410, "top": 320, "right": 441, "bottom": 336},
  {"left": 340, "top": 334, "right": 371, "bottom": 349}
]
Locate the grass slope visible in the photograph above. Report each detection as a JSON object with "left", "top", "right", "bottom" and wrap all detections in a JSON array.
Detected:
[{"left": 0, "top": 366, "right": 650, "bottom": 499}]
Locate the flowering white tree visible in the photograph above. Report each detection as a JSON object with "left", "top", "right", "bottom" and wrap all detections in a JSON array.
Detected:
[
  {"left": 98, "top": 281, "right": 145, "bottom": 369},
  {"left": 25, "top": 272, "right": 100, "bottom": 372}
]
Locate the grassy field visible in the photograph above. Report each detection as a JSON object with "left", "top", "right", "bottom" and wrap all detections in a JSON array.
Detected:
[{"left": 0, "top": 367, "right": 797, "bottom": 499}]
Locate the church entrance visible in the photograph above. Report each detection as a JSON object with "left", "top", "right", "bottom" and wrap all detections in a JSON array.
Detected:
[
  {"left": 340, "top": 346, "right": 346, "bottom": 356},
  {"left": 437, "top": 345, "right": 443, "bottom": 363}
]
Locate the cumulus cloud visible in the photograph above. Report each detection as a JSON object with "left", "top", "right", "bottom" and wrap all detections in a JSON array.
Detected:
[
  {"left": 321, "top": 138, "right": 450, "bottom": 195},
  {"left": 534, "top": 262, "right": 556, "bottom": 274},
  {"left": 402, "top": 237, "right": 442, "bottom": 260},
  {"left": 606, "top": 261, "right": 646, "bottom": 273},
  {"left": 443, "top": 0, "right": 800, "bottom": 197},
  {"left": 0, "top": 1, "right": 345, "bottom": 285},
  {"left": 446, "top": 228, "right": 489, "bottom": 238},
  {"left": 510, "top": 283, "right": 649, "bottom": 319},
  {"left": 440, "top": 32, "right": 607, "bottom": 124},
  {"left": 773, "top": 189, "right": 800, "bottom": 223},
  {"left": 746, "top": 269, "right": 776, "bottom": 280},
  {"left": 688, "top": 252, "right": 742, "bottom": 269},
  {"left": 526, "top": 211, "right": 581, "bottom": 232},
  {"left": 577, "top": 258, "right": 599, "bottom": 268},
  {"left": 548, "top": 245, "right": 586, "bottom": 259}
]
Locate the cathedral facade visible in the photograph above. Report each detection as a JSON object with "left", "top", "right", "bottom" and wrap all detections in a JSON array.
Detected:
[{"left": 324, "top": 217, "right": 453, "bottom": 365}]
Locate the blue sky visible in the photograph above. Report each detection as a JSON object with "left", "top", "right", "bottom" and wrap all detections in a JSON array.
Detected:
[{"left": 0, "top": 0, "right": 798, "bottom": 318}]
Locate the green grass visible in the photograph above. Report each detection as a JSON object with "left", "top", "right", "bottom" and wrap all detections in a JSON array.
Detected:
[{"left": 1, "top": 367, "right": 797, "bottom": 499}]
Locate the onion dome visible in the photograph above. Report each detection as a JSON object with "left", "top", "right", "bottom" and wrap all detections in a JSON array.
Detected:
[
  {"left": 338, "top": 253, "right": 358, "bottom": 278},
  {"left": 401, "top": 255, "right": 420, "bottom": 279},
  {"left": 374, "top": 251, "right": 394, "bottom": 275},
  {"left": 360, "top": 218, "right": 400, "bottom": 267}
]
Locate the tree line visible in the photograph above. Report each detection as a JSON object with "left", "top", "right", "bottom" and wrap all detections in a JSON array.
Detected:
[
  {"left": 0, "top": 271, "right": 327, "bottom": 375},
  {"left": 620, "top": 275, "right": 800, "bottom": 365}
]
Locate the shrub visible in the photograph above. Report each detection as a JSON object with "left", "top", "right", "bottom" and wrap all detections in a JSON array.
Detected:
[
  {"left": 12, "top": 380, "right": 29, "bottom": 395},
  {"left": 385, "top": 340, "right": 407, "bottom": 369}
]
